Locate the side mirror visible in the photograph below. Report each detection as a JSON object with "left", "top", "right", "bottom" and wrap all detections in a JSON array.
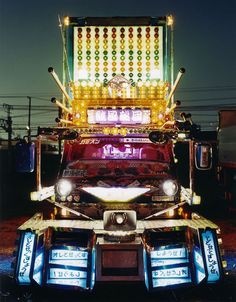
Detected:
[
  {"left": 194, "top": 143, "right": 212, "bottom": 170},
  {"left": 15, "top": 141, "right": 35, "bottom": 172},
  {"left": 59, "top": 130, "right": 78, "bottom": 140},
  {"left": 149, "top": 131, "right": 169, "bottom": 144}
]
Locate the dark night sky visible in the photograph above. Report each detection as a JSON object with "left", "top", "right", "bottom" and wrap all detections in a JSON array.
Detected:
[{"left": 0, "top": 0, "right": 235, "bottom": 136}]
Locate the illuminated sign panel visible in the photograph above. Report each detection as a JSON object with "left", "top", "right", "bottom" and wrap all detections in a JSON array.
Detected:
[
  {"left": 152, "top": 266, "right": 189, "bottom": 279},
  {"left": 73, "top": 26, "right": 164, "bottom": 83},
  {"left": 33, "top": 251, "right": 44, "bottom": 285},
  {"left": 149, "top": 245, "right": 191, "bottom": 288},
  {"left": 87, "top": 108, "right": 151, "bottom": 124},
  {"left": 17, "top": 232, "right": 36, "bottom": 284},
  {"left": 193, "top": 246, "right": 206, "bottom": 283},
  {"left": 49, "top": 268, "right": 87, "bottom": 279},
  {"left": 49, "top": 248, "right": 88, "bottom": 268},
  {"left": 47, "top": 268, "right": 87, "bottom": 288},
  {"left": 151, "top": 258, "right": 189, "bottom": 267},
  {"left": 202, "top": 230, "right": 220, "bottom": 282},
  {"left": 153, "top": 277, "right": 191, "bottom": 288},
  {"left": 150, "top": 247, "right": 187, "bottom": 259}
]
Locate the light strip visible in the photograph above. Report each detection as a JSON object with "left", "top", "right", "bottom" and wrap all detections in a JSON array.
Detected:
[{"left": 82, "top": 186, "right": 150, "bottom": 202}]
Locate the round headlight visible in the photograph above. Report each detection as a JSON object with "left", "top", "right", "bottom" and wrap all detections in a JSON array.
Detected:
[
  {"left": 57, "top": 179, "right": 72, "bottom": 196},
  {"left": 162, "top": 180, "right": 178, "bottom": 196}
]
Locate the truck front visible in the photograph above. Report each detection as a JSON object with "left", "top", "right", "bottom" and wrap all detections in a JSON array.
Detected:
[{"left": 14, "top": 16, "right": 225, "bottom": 292}]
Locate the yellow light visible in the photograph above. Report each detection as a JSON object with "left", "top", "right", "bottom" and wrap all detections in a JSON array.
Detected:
[
  {"left": 168, "top": 209, "right": 175, "bottom": 217},
  {"left": 145, "top": 81, "right": 151, "bottom": 87},
  {"left": 64, "top": 16, "right": 70, "bottom": 26},
  {"left": 167, "top": 15, "right": 174, "bottom": 26},
  {"left": 81, "top": 81, "right": 87, "bottom": 87},
  {"left": 112, "top": 127, "right": 119, "bottom": 135},
  {"left": 103, "top": 127, "right": 110, "bottom": 135},
  {"left": 120, "top": 128, "right": 127, "bottom": 136},
  {"left": 95, "top": 81, "right": 101, "bottom": 88}
]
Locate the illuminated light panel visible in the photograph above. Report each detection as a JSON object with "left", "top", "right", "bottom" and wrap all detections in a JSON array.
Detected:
[
  {"left": 82, "top": 187, "right": 150, "bottom": 202},
  {"left": 150, "top": 247, "right": 187, "bottom": 259},
  {"left": 47, "top": 278, "right": 87, "bottom": 288},
  {"left": 153, "top": 277, "right": 191, "bottom": 288},
  {"left": 73, "top": 26, "right": 163, "bottom": 83},
  {"left": 49, "top": 268, "right": 87, "bottom": 279},
  {"left": 151, "top": 258, "right": 189, "bottom": 267},
  {"left": 193, "top": 247, "right": 206, "bottom": 284},
  {"left": 17, "top": 232, "right": 36, "bottom": 284},
  {"left": 202, "top": 230, "right": 220, "bottom": 282},
  {"left": 49, "top": 248, "right": 88, "bottom": 267},
  {"left": 152, "top": 266, "right": 189, "bottom": 279},
  {"left": 87, "top": 108, "right": 151, "bottom": 124},
  {"left": 33, "top": 252, "right": 44, "bottom": 285}
]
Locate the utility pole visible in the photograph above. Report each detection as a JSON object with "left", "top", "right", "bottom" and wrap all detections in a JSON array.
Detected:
[
  {"left": 27, "top": 96, "right": 32, "bottom": 142},
  {"left": 1, "top": 103, "right": 13, "bottom": 149}
]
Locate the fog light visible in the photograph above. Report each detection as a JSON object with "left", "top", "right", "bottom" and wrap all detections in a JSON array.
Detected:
[
  {"left": 56, "top": 179, "right": 72, "bottom": 197},
  {"left": 162, "top": 180, "right": 178, "bottom": 196}
]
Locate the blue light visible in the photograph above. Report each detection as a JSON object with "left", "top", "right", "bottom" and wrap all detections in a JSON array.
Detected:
[
  {"left": 90, "top": 248, "right": 96, "bottom": 289},
  {"left": 151, "top": 258, "right": 189, "bottom": 267},
  {"left": 143, "top": 248, "right": 149, "bottom": 290},
  {"left": 153, "top": 277, "right": 191, "bottom": 288},
  {"left": 50, "top": 249, "right": 88, "bottom": 260},
  {"left": 150, "top": 247, "right": 187, "bottom": 259},
  {"left": 152, "top": 266, "right": 189, "bottom": 279},
  {"left": 33, "top": 251, "right": 44, "bottom": 285},
  {"left": 193, "top": 247, "right": 206, "bottom": 284},
  {"left": 49, "top": 248, "right": 88, "bottom": 267},
  {"left": 202, "top": 230, "right": 220, "bottom": 282},
  {"left": 49, "top": 267, "right": 87, "bottom": 279},
  {"left": 17, "top": 232, "right": 36, "bottom": 284},
  {"left": 47, "top": 278, "right": 87, "bottom": 288}
]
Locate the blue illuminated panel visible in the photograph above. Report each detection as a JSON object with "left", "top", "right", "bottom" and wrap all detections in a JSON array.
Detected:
[
  {"left": 17, "top": 232, "right": 36, "bottom": 284},
  {"left": 150, "top": 247, "right": 187, "bottom": 259},
  {"left": 47, "top": 268, "right": 87, "bottom": 288},
  {"left": 153, "top": 277, "right": 191, "bottom": 288},
  {"left": 193, "top": 246, "right": 206, "bottom": 284},
  {"left": 49, "top": 248, "right": 88, "bottom": 267},
  {"left": 151, "top": 258, "right": 189, "bottom": 267},
  {"left": 152, "top": 266, "right": 189, "bottom": 279},
  {"left": 33, "top": 251, "right": 44, "bottom": 285},
  {"left": 201, "top": 230, "right": 220, "bottom": 282},
  {"left": 149, "top": 245, "right": 191, "bottom": 288}
]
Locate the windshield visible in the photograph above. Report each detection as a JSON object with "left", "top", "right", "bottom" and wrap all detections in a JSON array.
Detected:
[
  {"left": 61, "top": 137, "right": 173, "bottom": 179},
  {"left": 63, "top": 137, "right": 173, "bottom": 162}
]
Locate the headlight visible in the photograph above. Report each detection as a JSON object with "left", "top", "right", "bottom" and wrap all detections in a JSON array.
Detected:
[
  {"left": 56, "top": 179, "right": 72, "bottom": 196},
  {"left": 162, "top": 180, "right": 178, "bottom": 196}
]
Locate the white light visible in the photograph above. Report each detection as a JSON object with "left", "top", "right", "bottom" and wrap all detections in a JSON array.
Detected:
[
  {"left": 115, "top": 213, "right": 125, "bottom": 224},
  {"left": 78, "top": 68, "right": 89, "bottom": 80},
  {"left": 82, "top": 187, "right": 150, "bottom": 202},
  {"left": 162, "top": 180, "right": 178, "bottom": 196},
  {"left": 57, "top": 179, "right": 72, "bottom": 196},
  {"left": 150, "top": 69, "right": 161, "bottom": 80}
]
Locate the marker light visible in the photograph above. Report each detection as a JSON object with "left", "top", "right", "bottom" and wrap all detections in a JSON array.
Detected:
[
  {"left": 150, "top": 69, "right": 161, "bottom": 79},
  {"left": 82, "top": 187, "right": 150, "bottom": 202},
  {"left": 162, "top": 180, "right": 178, "bottom": 196},
  {"left": 57, "top": 179, "right": 73, "bottom": 197}
]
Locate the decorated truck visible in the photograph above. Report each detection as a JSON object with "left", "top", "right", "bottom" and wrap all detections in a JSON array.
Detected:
[
  {"left": 218, "top": 109, "right": 236, "bottom": 207},
  {"left": 14, "top": 16, "right": 225, "bottom": 292}
]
